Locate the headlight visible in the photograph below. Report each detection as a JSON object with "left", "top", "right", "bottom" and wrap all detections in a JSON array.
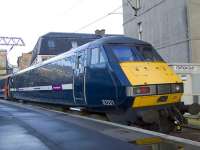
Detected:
[
  {"left": 171, "top": 83, "right": 184, "bottom": 93},
  {"left": 157, "top": 84, "right": 171, "bottom": 94},
  {"left": 126, "top": 83, "right": 183, "bottom": 97}
]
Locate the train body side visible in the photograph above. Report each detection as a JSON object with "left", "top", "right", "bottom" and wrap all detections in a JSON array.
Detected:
[
  {"left": 9, "top": 36, "right": 184, "bottom": 112},
  {"left": 0, "top": 78, "right": 5, "bottom": 97},
  {"left": 9, "top": 43, "right": 119, "bottom": 110},
  {"left": 10, "top": 51, "right": 76, "bottom": 105},
  {"left": 2, "top": 36, "right": 186, "bottom": 132}
]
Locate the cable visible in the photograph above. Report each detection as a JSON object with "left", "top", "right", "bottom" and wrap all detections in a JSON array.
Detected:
[
  {"left": 74, "top": 6, "right": 122, "bottom": 33},
  {"left": 127, "top": 0, "right": 138, "bottom": 11},
  {"left": 62, "top": 0, "right": 85, "bottom": 16},
  {"left": 123, "top": 0, "right": 166, "bottom": 25}
]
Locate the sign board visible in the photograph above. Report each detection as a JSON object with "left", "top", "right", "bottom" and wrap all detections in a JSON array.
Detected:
[
  {"left": 169, "top": 63, "right": 200, "bottom": 74},
  {"left": 170, "top": 63, "right": 200, "bottom": 105}
]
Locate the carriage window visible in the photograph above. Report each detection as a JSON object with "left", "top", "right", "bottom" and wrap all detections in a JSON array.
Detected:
[
  {"left": 64, "top": 58, "right": 71, "bottom": 67},
  {"left": 77, "top": 55, "right": 81, "bottom": 68},
  {"left": 91, "top": 48, "right": 106, "bottom": 64},
  {"left": 99, "top": 51, "right": 106, "bottom": 63},
  {"left": 91, "top": 48, "right": 106, "bottom": 65},
  {"left": 91, "top": 48, "right": 99, "bottom": 65}
]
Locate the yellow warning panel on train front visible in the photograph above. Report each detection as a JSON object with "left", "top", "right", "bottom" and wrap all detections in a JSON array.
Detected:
[
  {"left": 120, "top": 62, "right": 182, "bottom": 86},
  {"left": 133, "top": 93, "right": 182, "bottom": 108}
]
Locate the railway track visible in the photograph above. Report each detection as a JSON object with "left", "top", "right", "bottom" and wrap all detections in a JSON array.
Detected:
[{"left": 170, "top": 126, "right": 200, "bottom": 142}]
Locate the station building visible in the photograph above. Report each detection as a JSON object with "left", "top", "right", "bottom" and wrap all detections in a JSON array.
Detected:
[
  {"left": 17, "top": 52, "right": 32, "bottom": 70},
  {"left": 30, "top": 32, "right": 108, "bottom": 65},
  {"left": 0, "top": 50, "right": 7, "bottom": 76},
  {"left": 122, "top": 0, "right": 200, "bottom": 63},
  {"left": 123, "top": 0, "right": 200, "bottom": 111}
]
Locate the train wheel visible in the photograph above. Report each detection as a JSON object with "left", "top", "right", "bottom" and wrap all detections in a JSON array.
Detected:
[
  {"left": 106, "top": 112, "right": 128, "bottom": 124},
  {"left": 158, "top": 117, "right": 174, "bottom": 133}
]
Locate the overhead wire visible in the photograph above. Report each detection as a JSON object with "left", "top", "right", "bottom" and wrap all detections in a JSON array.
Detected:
[
  {"left": 74, "top": 5, "right": 122, "bottom": 33},
  {"left": 62, "top": 0, "right": 85, "bottom": 16}
]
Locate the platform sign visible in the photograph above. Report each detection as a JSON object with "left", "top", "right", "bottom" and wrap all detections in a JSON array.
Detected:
[
  {"left": 170, "top": 64, "right": 200, "bottom": 74},
  {"left": 170, "top": 63, "right": 200, "bottom": 105}
]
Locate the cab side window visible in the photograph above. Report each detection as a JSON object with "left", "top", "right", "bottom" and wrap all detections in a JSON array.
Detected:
[
  {"left": 91, "top": 48, "right": 106, "bottom": 65},
  {"left": 91, "top": 48, "right": 99, "bottom": 65},
  {"left": 99, "top": 50, "right": 106, "bottom": 63}
]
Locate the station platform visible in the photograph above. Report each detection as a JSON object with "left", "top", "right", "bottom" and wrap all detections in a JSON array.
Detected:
[
  {"left": 0, "top": 99, "right": 141, "bottom": 150},
  {"left": 1, "top": 99, "right": 200, "bottom": 150}
]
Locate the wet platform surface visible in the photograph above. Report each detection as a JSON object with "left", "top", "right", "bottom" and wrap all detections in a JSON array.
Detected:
[{"left": 0, "top": 99, "right": 141, "bottom": 150}]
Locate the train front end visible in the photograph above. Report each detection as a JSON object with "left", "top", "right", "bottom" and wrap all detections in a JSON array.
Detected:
[
  {"left": 105, "top": 38, "right": 185, "bottom": 132},
  {"left": 122, "top": 62, "right": 183, "bottom": 108}
]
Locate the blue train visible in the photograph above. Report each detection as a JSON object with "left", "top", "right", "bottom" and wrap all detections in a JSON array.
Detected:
[{"left": 0, "top": 36, "right": 185, "bottom": 132}]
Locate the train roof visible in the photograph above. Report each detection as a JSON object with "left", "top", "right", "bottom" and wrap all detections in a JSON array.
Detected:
[
  {"left": 15, "top": 36, "right": 151, "bottom": 76},
  {"left": 89, "top": 36, "right": 151, "bottom": 46}
]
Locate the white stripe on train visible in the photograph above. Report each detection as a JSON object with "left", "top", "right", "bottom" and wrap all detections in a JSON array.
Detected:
[
  {"left": 0, "top": 89, "right": 5, "bottom": 92},
  {"left": 10, "top": 84, "right": 73, "bottom": 92}
]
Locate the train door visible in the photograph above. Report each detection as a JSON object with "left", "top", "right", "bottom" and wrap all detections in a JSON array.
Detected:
[
  {"left": 86, "top": 47, "right": 118, "bottom": 107},
  {"left": 73, "top": 50, "right": 87, "bottom": 105}
]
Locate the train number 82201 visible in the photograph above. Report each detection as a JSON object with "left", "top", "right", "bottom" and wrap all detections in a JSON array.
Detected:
[{"left": 102, "top": 100, "right": 115, "bottom": 106}]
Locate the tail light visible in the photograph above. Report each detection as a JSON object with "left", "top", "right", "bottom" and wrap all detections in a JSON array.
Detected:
[
  {"left": 126, "top": 85, "right": 156, "bottom": 96},
  {"left": 133, "top": 86, "right": 150, "bottom": 94},
  {"left": 126, "top": 83, "right": 184, "bottom": 97}
]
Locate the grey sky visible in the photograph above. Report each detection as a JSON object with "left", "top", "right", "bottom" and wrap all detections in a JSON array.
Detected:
[{"left": 0, "top": 0, "right": 123, "bottom": 65}]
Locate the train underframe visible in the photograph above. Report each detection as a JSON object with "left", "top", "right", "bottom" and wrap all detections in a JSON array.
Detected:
[
  {"left": 106, "top": 104, "right": 186, "bottom": 133},
  {"left": 4, "top": 87, "right": 186, "bottom": 133}
]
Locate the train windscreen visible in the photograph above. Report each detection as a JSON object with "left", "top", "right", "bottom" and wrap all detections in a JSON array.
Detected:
[{"left": 107, "top": 45, "right": 163, "bottom": 62}]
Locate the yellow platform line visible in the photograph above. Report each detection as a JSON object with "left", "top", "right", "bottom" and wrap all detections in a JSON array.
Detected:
[{"left": 130, "top": 137, "right": 162, "bottom": 145}]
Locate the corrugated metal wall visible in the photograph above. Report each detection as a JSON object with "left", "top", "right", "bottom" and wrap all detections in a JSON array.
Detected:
[
  {"left": 123, "top": 0, "right": 190, "bottom": 63},
  {"left": 187, "top": 0, "right": 200, "bottom": 63}
]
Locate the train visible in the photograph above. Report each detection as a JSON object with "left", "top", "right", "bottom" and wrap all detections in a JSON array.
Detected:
[{"left": 0, "top": 36, "right": 185, "bottom": 133}]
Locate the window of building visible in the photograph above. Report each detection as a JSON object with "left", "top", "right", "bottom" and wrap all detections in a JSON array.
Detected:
[
  {"left": 71, "top": 41, "right": 78, "bottom": 48},
  {"left": 138, "top": 22, "right": 142, "bottom": 40},
  {"left": 47, "top": 40, "right": 56, "bottom": 49}
]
